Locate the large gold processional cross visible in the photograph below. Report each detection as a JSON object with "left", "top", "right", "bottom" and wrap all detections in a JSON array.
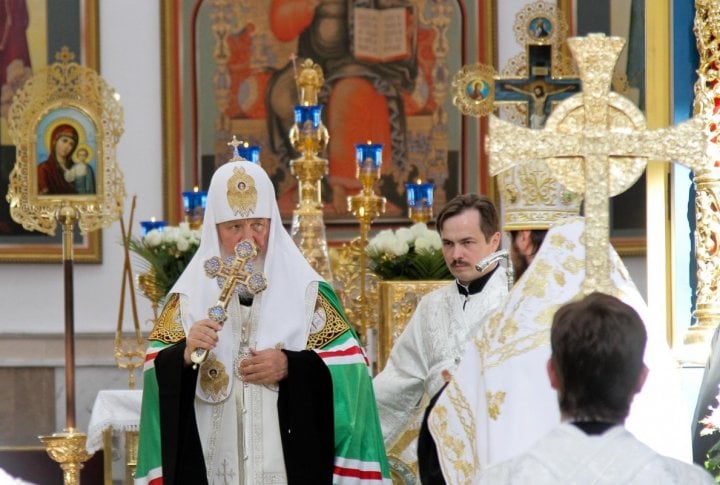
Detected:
[{"left": 487, "top": 34, "right": 707, "bottom": 294}]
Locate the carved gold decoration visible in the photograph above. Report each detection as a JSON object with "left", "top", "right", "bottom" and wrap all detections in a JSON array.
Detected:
[
  {"left": 685, "top": 0, "right": 720, "bottom": 357},
  {"left": 513, "top": 1, "right": 567, "bottom": 48},
  {"left": 378, "top": 280, "right": 448, "bottom": 370},
  {"left": 125, "top": 430, "right": 139, "bottom": 484},
  {"left": 498, "top": 159, "right": 581, "bottom": 231},
  {"left": 329, "top": 244, "right": 381, "bottom": 352},
  {"left": 7, "top": 47, "right": 125, "bottom": 236},
  {"left": 296, "top": 58, "right": 324, "bottom": 106},
  {"left": 39, "top": 429, "right": 93, "bottom": 485},
  {"left": 379, "top": 280, "right": 447, "bottom": 485},
  {"left": 487, "top": 34, "right": 707, "bottom": 295},
  {"left": 451, "top": 63, "right": 496, "bottom": 118},
  {"left": 288, "top": 59, "right": 333, "bottom": 281}
]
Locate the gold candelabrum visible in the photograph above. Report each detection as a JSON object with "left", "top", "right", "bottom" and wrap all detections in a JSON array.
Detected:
[
  {"left": 288, "top": 59, "right": 334, "bottom": 280},
  {"left": 348, "top": 143, "right": 386, "bottom": 346}
]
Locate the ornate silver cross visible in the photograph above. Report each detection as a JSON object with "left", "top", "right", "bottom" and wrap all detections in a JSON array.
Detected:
[{"left": 190, "top": 239, "right": 268, "bottom": 368}]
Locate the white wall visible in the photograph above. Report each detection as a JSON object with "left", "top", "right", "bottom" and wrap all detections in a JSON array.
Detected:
[{"left": 0, "top": 1, "right": 163, "bottom": 334}]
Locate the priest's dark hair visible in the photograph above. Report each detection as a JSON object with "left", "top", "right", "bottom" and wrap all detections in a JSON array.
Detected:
[
  {"left": 436, "top": 193, "right": 499, "bottom": 242},
  {"left": 550, "top": 292, "right": 647, "bottom": 424}
]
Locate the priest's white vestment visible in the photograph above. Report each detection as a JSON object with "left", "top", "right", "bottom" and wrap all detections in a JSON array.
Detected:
[
  {"left": 474, "top": 423, "right": 714, "bottom": 485},
  {"left": 374, "top": 268, "right": 509, "bottom": 446}
]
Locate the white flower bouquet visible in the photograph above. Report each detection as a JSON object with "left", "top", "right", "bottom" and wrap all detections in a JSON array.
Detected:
[
  {"left": 129, "top": 222, "right": 202, "bottom": 298},
  {"left": 366, "top": 223, "right": 452, "bottom": 280}
]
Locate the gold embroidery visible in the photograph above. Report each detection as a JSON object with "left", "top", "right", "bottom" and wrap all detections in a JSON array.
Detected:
[
  {"left": 562, "top": 255, "right": 584, "bottom": 274},
  {"left": 148, "top": 293, "right": 185, "bottom": 343},
  {"left": 549, "top": 232, "right": 568, "bottom": 248},
  {"left": 306, "top": 293, "right": 350, "bottom": 349},
  {"left": 227, "top": 167, "right": 257, "bottom": 217},
  {"left": 434, "top": 380, "right": 478, "bottom": 481},
  {"left": 199, "top": 352, "right": 229, "bottom": 400},
  {"left": 486, "top": 390, "right": 506, "bottom": 420}
]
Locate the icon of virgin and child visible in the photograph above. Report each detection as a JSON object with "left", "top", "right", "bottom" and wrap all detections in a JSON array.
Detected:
[{"left": 37, "top": 122, "right": 96, "bottom": 195}]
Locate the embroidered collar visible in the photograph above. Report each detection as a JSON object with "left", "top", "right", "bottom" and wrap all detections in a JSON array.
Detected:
[
  {"left": 456, "top": 265, "right": 497, "bottom": 296},
  {"left": 571, "top": 421, "right": 618, "bottom": 435}
]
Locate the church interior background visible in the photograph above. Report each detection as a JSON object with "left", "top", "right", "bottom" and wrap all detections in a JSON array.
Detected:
[{"left": 0, "top": 0, "right": 713, "bottom": 482}]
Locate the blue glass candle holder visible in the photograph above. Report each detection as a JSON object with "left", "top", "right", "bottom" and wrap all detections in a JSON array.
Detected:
[
  {"left": 405, "top": 181, "right": 434, "bottom": 223},
  {"left": 355, "top": 142, "right": 383, "bottom": 175},
  {"left": 405, "top": 181, "right": 434, "bottom": 209},
  {"left": 294, "top": 105, "right": 323, "bottom": 133},
  {"left": 140, "top": 218, "right": 167, "bottom": 236},
  {"left": 237, "top": 143, "right": 261, "bottom": 164},
  {"left": 182, "top": 188, "right": 208, "bottom": 228}
]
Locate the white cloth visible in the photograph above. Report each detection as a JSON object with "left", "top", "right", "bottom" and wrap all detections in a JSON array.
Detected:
[
  {"left": 168, "top": 160, "right": 323, "bottom": 483},
  {"left": 429, "top": 217, "right": 691, "bottom": 484},
  {"left": 86, "top": 389, "right": 142, "bottom": 453},
  {"left": 373, "top": 268, "right": 508, "bottom": 446},
  {"left": 474, "top": 423, "right": 714, "bottom": 485},
  {"left": 0, "top": 469, "right": 36, "bottom": 485}
]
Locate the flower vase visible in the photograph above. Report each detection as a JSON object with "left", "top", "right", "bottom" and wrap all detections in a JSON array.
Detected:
[{"left": 137, "top": 268, "right": 166, "bottom": 321}]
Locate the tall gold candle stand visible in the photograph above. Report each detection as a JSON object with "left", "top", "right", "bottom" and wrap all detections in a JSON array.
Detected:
[
  {"left": 289, "top": 59, "right": 333, "bottom": 280},
  {"left": 5, "top": 48, "right": 126, "bottom": 485},
  {"left": 348, "top": 143, "right": 386, "bottom": 346},
  {"left": 39, "top": 206, "right": 93, "bottom": 485},
  {"left": 116, "top": 197, "right": 145, "bottom": 482}
]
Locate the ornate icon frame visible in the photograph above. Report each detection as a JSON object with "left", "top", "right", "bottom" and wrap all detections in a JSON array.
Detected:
[{"left": 6, "top": 48, "right": 124, "bottom": 247}]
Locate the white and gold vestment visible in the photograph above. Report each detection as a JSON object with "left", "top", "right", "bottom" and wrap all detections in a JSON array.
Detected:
[{"left": 428, "top": 217, "right": 691, "bottom": 484}]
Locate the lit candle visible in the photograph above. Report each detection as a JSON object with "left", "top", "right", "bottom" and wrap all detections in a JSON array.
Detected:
[
  {"left": 140, "top": 217, "right": 168, "bottom": 236},
  {"left": 237, "top": 142, "right": 261, "bottom": 164},
  {"left": 182, "top": 186, "right": 208, "bottom": 228},
  {"left": 294, "top": 105, "right": 323, "bottom": 132},
  {"left": 356, "top": 142, "right": 383, "bottom": 175}
]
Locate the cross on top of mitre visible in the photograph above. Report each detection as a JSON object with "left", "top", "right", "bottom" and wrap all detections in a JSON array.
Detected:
[{"left": 487, "top": 33, "right": 707, "bottom": 294}]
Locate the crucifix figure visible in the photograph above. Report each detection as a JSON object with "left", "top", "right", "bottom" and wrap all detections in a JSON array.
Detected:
[
  {"left": 487, "top": 34, "right": 707, "bottom": 294},
  {"left": 227, "top": 135, "right": 243, "bottom": 160},
  {"left": 190, "top": 239, "right": 268, "bottom": 368},
  {"left": 495, "top": 44, "right": 581, "bottom": 128}
]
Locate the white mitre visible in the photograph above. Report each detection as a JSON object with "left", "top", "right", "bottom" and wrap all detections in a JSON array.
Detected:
[{"left": 428, "top": 217, "right": 690, "bottom": 483}]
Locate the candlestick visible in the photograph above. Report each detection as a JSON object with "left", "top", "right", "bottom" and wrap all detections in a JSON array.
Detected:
[
  {"left": 182, "top": 188, "right": 207, "bottom": 229},
  {"left": 348, "top": 142, "right": 386, "bottom": 347},
  {"left": 287, "top": 59, "right": 333, "bottom": 282},
  {"left": 140, "top": 218, "right": 167, "bottom": 236},
  {"left": 405, "top": 180, "right": 434, "bottom": 223}
]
